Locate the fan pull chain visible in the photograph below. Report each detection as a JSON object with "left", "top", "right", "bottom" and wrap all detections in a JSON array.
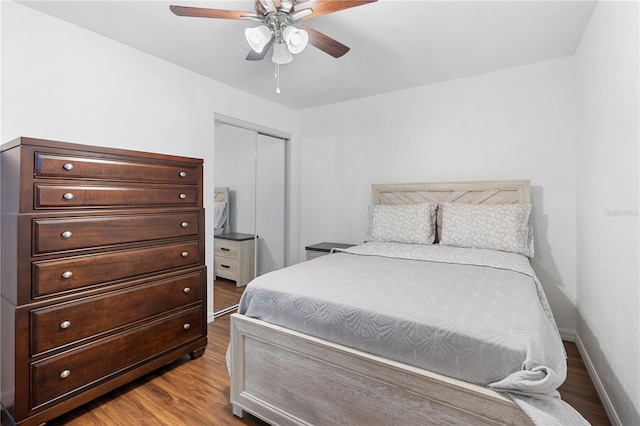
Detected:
[{"left": 275, "top": 62, "right": 281, "bottom": 94}]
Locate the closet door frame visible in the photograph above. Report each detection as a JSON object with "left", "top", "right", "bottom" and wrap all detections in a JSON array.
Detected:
[{"left": 213, "top": 112, "right": 291, "bottom": 274}]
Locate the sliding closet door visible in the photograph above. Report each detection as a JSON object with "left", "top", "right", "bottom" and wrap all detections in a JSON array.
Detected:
[
  {"left": 255, "top": 133, "right": 286, "bottom": 276},
  {"left": 214, "top": 123, "right": 255, "bottom": 235}
]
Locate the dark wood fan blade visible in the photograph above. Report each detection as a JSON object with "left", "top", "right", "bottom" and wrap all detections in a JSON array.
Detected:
[
  {"left": 170, "top": 5, "right": 259, "bottom": 20},
  {"left": 300, "top": 25, "right": 350, "bottom": 58},
  {"left": 298, "top": 0, "right": 377, "bottom": 19},
  {"left": 245, "top": 39, "right": 274, "bottom": 61}
]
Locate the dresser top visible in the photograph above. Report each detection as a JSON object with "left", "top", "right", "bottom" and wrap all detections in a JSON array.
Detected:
[{"left": 1, "top": 136, "right": 203, "bottom": 164}]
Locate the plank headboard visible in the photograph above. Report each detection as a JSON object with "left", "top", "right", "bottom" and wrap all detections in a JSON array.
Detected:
[
  {"left": 214, "top": 187, "right": 230, "bottom": 234},
  {"left": 372, "top": 180, "right": 531, "bottom": 241}
]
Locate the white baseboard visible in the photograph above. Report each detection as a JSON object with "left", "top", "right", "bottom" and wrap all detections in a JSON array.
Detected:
[
  {"left": 559, "top": 327, "right": 576, "bottom": 342},
  {"left": 575, "top": 334, "right": 621, "bottom": 426}
]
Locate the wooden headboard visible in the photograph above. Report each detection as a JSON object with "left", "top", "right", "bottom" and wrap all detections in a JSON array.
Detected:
[
  {"left": 214, "top": 187, "right": 230, "bottom": 234},
  {"left": 372, "top": 180, "right": 531, "bottom": 241}
]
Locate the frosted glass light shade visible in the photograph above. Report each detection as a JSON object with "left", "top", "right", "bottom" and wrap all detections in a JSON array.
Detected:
[
  {"left": 272, "top": 42, "right": 293, "bottom": 64},
  {"left": 245, "top": 25, "right": 272, "bottom": 53},
  {"left": 283, "top": 26, "right": 309, "bottom": 54}
]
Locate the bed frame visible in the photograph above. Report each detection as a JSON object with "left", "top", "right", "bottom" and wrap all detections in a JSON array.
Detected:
[
  {"left": 214, "top": 186, "right": 230, "bottom": 234},
  {"left": 230, "top": 180, "right": 533, "bottom": 425}
]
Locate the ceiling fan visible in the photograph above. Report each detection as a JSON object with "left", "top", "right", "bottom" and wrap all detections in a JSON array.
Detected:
[{"left": 170, "top": 1, "right": 378, "bottom": 71}]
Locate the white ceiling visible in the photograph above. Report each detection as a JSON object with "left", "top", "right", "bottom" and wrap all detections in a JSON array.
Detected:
[{"left": 20, "top": 1, "right": 597, "bottom": 110}]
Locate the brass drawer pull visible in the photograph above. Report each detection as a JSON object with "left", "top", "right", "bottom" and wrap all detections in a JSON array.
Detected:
[
  {"left": 179, "top": 171, "right": 187, "bottom": 178},
  {"left": 62, "top": 271, "right": 73, "bottom": 279},
  {"left": 181, "top": 251, "right": 189, "bottom": 258},
  {"left": 183, "top": 323, "right": 191, "bottom": 330},
  {"left": 60, "top": 321, "right": 71, "bottom": 329},
  {"left": 183, "top": 287, "right": 191, "bottom": 294},
  {"left": 62, "top": 193, "right": 74, "bottom": 200},
  {"left": 181, "top": 221, "right": 188, "bottom": 228},
  {"left": 61, "top": 231, "right": 73, "bottom": 239},
  {"left": 62, "top": 163, "right": 74, "bottom": 171},
  {"left": 59, "top": 370, "right": 71, "bottom": 379},
  {"left": 179, "top": 193, "right": 187, "bottom": 200}
]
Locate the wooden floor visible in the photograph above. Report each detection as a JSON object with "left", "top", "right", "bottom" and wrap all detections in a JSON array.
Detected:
[
  {"left": 213, "top": 278, "right": 247, "bottom": 315},
  {"left": 48, "top": 315, "right": 610, "bottom": 426}
]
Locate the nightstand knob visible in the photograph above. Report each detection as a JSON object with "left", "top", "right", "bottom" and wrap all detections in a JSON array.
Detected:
[
  {"left": 181, "top": 251, "right": 189, "bottom": 258},
  {"left": 60, "top": 320, "right": 71, "bottom": 329},
  {"left": 61, "top": 231, "right": 73, "bottom": 239},
  {"left": 179, "top": 193, "right": 187, "bottom": 200},
  {"left": 183, "top": 323, "right": 191, "bottom": 330},
  {"left": 62, "top": 163, "right": 74, "bottom": 171},
  {"left": 181, "top": 221, "right": 188, "bottom": 228},
  {"left": 183, "top": 287, "right": 191, "bottom": 294},
  {"left": 179, "top": 171, "right": 187, "bottom": 178},
  {"left": 63, "top": 193, "right": 74, "bottom": 200},
  {"left": 62, "top": 271, "right": 73, "bottom": 279},
  {"left": 59, "top": 370, "right": 71, "bottom": 379}
]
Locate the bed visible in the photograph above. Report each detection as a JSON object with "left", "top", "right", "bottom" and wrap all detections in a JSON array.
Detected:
[
  {"left": 214, "top": 187, "right": 230, "bottom": 235},
  {"left": 229, "top": 180, "right": 587, "bottom": 426}
]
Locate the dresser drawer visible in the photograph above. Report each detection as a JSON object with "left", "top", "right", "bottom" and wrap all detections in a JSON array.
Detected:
[
  {"left": 32, "top": 240, "right": 201, "bottom": 297},
  {"left": 30, "top": 268, "right": 204, "bottom": 355},
  {"left": 34, "top": 184, "right": 199, "bottom": 209},
  {"left": 33, "top": 212, "right": 201, "bottom": 254},
  {"left": 214, "top": 238, "right": 239, "bottom": 259},
  {"left": 34, "top": 152, "right": 199, "bottom": 185},
  {"left": 214, "top": 257, "right": 239, "bottom": 280},
  {"left": 30, "top": 306, "right": 203, "bottom": 409}
]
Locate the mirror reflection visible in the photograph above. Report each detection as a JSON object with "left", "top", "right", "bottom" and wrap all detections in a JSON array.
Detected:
[{"left": 213, "top": 120, "right": 287, "bottom": 317}]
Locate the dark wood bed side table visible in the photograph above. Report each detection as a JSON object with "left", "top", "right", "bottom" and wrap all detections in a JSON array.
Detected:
[{"left": 305, "top": 242, "right": 356, "bottom": 260}]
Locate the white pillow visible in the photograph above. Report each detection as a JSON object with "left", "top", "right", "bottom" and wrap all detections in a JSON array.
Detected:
[
  {"left": 440, "top": 203, "right": 534, "bottom": 257},
  {"left": 213, "top": 201, "right": 227, "bottom": 230},
  {"left": 367, "top": 203, "right": 437, "bottom": 245}
]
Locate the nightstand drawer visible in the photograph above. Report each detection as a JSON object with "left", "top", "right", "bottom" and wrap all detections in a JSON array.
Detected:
[
  {"left": 214, "top": 257, "right": 239, "bottom": 280},
  {"left": 214, "top": 234, "right": 255, "bottom": 287},
  {"left": 214, "top": 239, "right": 239, "bottom": 259},
  {"left": 306, "top": 250, "right": 328, "bottom": 260}
]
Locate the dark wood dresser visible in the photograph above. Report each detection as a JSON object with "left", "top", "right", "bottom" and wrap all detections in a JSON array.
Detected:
[{"left": 0, "top": 137, "right": 207, "bottom": 425}]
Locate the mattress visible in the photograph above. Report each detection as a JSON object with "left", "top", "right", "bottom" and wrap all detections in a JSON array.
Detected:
[{"left": 237, "top": 242, "right": 587, "bottom": 424}]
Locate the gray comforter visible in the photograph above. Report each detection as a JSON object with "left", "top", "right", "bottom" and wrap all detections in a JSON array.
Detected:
[{"left": 237, "top": 242, "right": 588, "bottom": 425}]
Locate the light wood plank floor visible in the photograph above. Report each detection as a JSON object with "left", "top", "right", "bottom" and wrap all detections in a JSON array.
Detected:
[{"left": 49, "top": 315, "right": 610, "bottom": 425}]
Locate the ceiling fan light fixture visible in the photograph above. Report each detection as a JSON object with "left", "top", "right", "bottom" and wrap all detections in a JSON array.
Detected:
[
  {"left": 245, "top": 25, "right": 272, "bottom": 53},
  {"left": 289, "top": 8, "right": 313, "bottom": 21},
  {"left": 272, "top": 42, "right": 293, "bottom": 64},
  {"left": 283, "top": 26, "right": 309, "bottom": 54}
]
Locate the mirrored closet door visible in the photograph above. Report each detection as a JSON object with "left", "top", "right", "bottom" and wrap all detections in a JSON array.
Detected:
[{"left": 213, "top": 116, "right": 289, "bottom": 317}]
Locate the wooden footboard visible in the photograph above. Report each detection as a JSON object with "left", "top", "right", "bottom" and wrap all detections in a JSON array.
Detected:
[{"left": 229, "top": 314, "right": 533, "bottom": 426}]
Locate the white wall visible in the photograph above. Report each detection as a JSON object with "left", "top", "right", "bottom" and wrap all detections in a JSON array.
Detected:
[
  {"left": 292, "top": 57, "right": 578, "bottom": 335},
  {"left": 3, "top": 1, "right": 638, "bottom": 423},
  {"left": 574, "top": 2, "right": 639, "bottom": 425},
  {"left": 0, "top": 1, "right": 296, "bottom": 322}
]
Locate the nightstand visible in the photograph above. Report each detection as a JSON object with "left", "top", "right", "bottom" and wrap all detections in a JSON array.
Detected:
[
  {"left": 214, "top": 233, "right": 256, "bottom": 287},
  {"left": 305, "top": 242, "right": 356, "bottom": 260}
]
